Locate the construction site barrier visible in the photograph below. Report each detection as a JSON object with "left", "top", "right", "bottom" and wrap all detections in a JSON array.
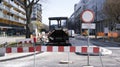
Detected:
[
  {"left": 0, "top": 46, "right": 100, "bottom": 54},
  {"left": 16, "top": 38, "right": 34, "bottom": 44}
]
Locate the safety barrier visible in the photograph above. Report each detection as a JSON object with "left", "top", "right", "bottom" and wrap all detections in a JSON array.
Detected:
[
  {"left": 0, "top": 46, "right": 100, "bottom": 54},
  {"left": 16, "top": 38, "right": 34, "bottom": 44},
  {"left": 0, "top": 38, "right": 100, "bottom": 54}
]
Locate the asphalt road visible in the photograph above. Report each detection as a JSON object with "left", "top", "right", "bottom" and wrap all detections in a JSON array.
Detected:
[
  {"left": 0, "top": 38, "right": 120, "bottom": 67},
  {"left": 69, "top": 38, "right": 94, "bottom": 46},
  {"left": 0, "top": 52, "right": 120, "bottom": 67}
]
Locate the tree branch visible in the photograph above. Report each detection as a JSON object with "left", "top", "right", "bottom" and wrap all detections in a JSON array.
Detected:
[
  {"left": 23, "top": 0, "right": 27, "bottom": 8},
  {"left": 34, "top": 0, "right": 40, "bottom": 4},
  {"left": 28, "top": 0, "right": 31, "bottom": 4}
]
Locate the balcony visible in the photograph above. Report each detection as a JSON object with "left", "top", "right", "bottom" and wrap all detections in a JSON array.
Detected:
[
  {"left": 10, "top": 1, "right": 25, "bottom": 13},
  {"left": 10, "top": 8, "right": 19, "bottom": 15},
  {"left": 19, "top": 6, "right": 25, "bottom": 13},
  {"left": 4, "top": 0, "right": 18, "bottom": 9},
  {"left": 10, "top": 8, "right": 26, "bottom": 19},
  {"left": 4, "top": 0, "right": 10, "bottom": 3},
  {"left": 0, "top": 12, "right": 3, "bottom": 18},
  {"left": 10, "top": 1, "right": 19, "bottom": 8},
  {"left": 0, "top": 4, "right": 10, "bottom": 12},
  {"left": 19, "top": 19, "right": 26, "bottom": 24},
  {"left": 19, "top": 13, "right": 26, "bottom": 19},
  {"left": 4, "top": 0, "right": 25, "bottom": 13},
  {"left": 0, "top": 12, "right": 25, "bottom": 25}
]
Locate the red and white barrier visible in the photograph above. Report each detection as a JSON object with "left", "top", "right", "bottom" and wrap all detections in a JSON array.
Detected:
[
  {"left": 0, "top": 46, "right": 100, "bottom": 54},
  {"left": 3, "top": 38, "right": 99, "bottom": 54},
  {"left": 16, "top": 38, "right": 33, "bottom": 44},
  {"left": 16, "top": 38, "right": 36, "bottom": 44}
]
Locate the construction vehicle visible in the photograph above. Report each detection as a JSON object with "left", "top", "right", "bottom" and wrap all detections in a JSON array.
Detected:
[{"left": 46, "top": 17, "right": 71, "bottom": 46}]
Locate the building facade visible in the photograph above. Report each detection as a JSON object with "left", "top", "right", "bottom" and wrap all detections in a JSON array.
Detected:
[
  {"left": 68, "top": 0, "right": 108, "bottom": 35},
  {"left": 0, "top": 0, "right": 26, "bottom": 36},
  {"left": 0, "top": 0, "right": 43, "bottom": 36},
  {"left": 31, "top": 4, "right": 42, "bottom": 22},
  {"left": 31, "top": 3, "right": 43, "bottom": 34}
]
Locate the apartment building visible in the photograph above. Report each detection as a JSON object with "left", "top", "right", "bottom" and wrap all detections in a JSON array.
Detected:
[
  {"left": 31, "top": 3, "right": 43, "bottom": 33},
  {"left": 31, "top": 3, "right": 42, "bottom": 22},
  {"left": 0, "top": 0, "right": 43, "bottom": 36},
  {"left": 0, "top": 0, "right": 26, "bottom": 36}
]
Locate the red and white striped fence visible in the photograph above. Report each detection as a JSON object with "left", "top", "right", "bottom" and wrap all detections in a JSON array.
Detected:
[
  {"left": 0, "top": 46, "right": 100, "bottom": 54},
  {"left": 16, "top": 38, "right": 34, "bottom": 44},
  {"left": 0, "top": 38, "right": 100, "bottom": 54}
]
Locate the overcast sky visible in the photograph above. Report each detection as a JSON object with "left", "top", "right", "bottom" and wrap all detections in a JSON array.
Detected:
[{"left": 41, "top": 0, "right": 80, "bottom": 25}]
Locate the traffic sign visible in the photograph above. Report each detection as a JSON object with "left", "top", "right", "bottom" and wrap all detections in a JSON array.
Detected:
[
  {"left": 81, "top": 10, "right": 95, "bottom": 66},
  {"left": 81, "top": 9, "right": 95, "bottom": 23},
  {"left": 82, "top": 23, "right": 96, "bottom": 29}
]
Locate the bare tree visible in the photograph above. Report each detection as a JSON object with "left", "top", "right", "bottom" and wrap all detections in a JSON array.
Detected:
[
  {"left": 103, "top": 0, "right": 120, "bottom": 24},
  {"left": 21, "top": 0, "right": 40, "bottom": 38}
]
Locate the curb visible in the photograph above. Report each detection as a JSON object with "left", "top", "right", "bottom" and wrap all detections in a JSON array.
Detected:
[
  {"left": 91, "top": 39, "right": 120, "bottom": 47},
  {"left": 0, "top": 52, "right": 43, "bottom": 62}
]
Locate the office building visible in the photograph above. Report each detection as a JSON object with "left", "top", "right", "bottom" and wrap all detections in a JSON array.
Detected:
[{"left": 68, "top": 0, "right": 109, "bottom": 35}]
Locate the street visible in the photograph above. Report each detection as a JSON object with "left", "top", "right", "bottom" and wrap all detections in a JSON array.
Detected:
[
  {"left": 0, "top": 0, "right": 120, "bottom": 67},
  {"left": 0, "top": 38, "right": 120, "bottom": 67},
  {"left": 0, "top": 51, "right": 120, "bottom": 67}
]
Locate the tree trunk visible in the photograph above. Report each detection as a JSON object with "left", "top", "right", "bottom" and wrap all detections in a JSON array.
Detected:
[
  {"left": 25, "top": 8, "right": 32, "bottom": 38},
  {"left": 24, "top": 0, "right": 39, "bottom": 38},
  {"left": 26, "top": 23, "right": 31, "bottom": 38}
]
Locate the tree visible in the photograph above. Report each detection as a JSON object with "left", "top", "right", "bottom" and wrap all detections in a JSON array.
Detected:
[
  {"left": 22, "top": 0, "right": 40, "bottom": 38},
  {"left": 103, "top": 0, "right": 120, "bottom": 24},
  {"left": 0, "top": 0, "right": 3, "bottom": 3}
]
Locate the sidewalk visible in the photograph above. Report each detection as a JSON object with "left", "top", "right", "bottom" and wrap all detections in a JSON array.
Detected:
[
  {"left": 0, "top": 36, "right": 43, "bottom": 62},
  {"left": 0, "top": 52, "right": 41, "bottom": 62},
  {"left": 0, "top": 36, "right": 25, "bottom": 45},
  {"left": 91, "top": 38, "right": 120, "bottom": 47}
]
